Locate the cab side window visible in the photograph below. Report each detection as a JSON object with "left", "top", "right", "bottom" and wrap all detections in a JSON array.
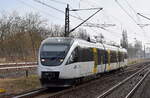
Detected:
[{"left": 66, "top": 47, "right": 79, "bottom": 64}]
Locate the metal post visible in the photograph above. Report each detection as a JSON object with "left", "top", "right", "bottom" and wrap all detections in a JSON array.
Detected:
[
  {"left": 65, "top": 4, "right": 69, "bottom": 37},
  {"left": 25, "top": 70, "right": 29, "bottom": 77},
  {"left": 144, "top": 45, "right": 146, "bottom": 58}
]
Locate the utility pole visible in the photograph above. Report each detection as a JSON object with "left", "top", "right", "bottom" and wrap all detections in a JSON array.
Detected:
[
  {"left": 64, "top": 4, "right": 103, "bottom": 37},
  {"left": 65, "top": 4, "right": 70, "bottom": 37}
]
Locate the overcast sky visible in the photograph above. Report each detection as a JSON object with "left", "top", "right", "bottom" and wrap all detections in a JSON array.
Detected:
[{"left": 0, "top": 0, "right": 150, "bottom": 46}]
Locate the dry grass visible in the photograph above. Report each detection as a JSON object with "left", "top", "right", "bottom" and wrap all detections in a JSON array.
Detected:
[
  {"left": 127, "top": 58, "right": 145, "bottom": 65},
  {"left": 128, "top": 60, "right": 137, "bottom": 65},
  {"left": 0, "top": 75, "right": 41, "bottom": 94}
]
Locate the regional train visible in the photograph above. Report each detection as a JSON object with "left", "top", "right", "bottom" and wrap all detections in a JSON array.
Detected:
[{"left": 38, "top": 37, "right": 127, "bottom": 87}]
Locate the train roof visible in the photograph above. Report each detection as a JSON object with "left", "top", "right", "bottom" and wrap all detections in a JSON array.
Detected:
[
  {"left": 73, "top": 38, "right": 127, "bottom": 53},
  {"left": 42, "top": 37, "right": 127, "bottom": 53},
  {"left": 41, "top": 37, "right": 74, "bottom": 45}
]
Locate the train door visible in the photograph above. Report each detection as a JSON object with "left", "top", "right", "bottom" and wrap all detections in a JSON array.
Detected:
[
  {"left": 78, "top": 47, "right": 94, "bottom": 77},
  {"left": 107, "top": 49, "right": 111, "bottom": 71},
  {"left": 118, "top": 51, "right": 121, "bottom": 68},
  {"left": 116, "top": 50, "right": 119, "bottom": 68},
  {"left": 97, "top": 49, "right": 103, "bottom": 73},
  {"left": 102, "top": 50, "right": 106, "bottom": 72},
  {"left": 63, "top": 47, "right": 80, "bottom": 78},
  {"left": 97, "top": 49, "right": 107, "bottom": 73},
  {"left": 103, "top": 50, "right": 107, "bottom": 72},
  {"left": 100, "top": 50, "right": 106, "bottom": 72}
]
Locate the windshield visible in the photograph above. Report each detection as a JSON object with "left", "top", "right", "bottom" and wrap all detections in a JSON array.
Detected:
[
  {"left": 42, "top": 45, "right": 68, "bottom": 52},
  {"left": 40, "top": 44, "right": 70, "bottom": 66}
]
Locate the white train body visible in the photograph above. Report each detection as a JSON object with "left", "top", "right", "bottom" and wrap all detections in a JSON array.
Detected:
[{"left": 38, "top": 37, "right": 127, "bottom": 87}]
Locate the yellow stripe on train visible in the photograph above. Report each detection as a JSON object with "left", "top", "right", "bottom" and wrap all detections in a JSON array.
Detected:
[
  {"left": 107, "top": 64, "right": 111, "bottom": 71},
  {"left": 92, "top": 48, "right": 98, "bottom": 73},
  {"left": 0, "top": 88, "right": 6, "bottom": 93},
  {"left": 93, "top": 67, "right": 98, "bottom": 73}
]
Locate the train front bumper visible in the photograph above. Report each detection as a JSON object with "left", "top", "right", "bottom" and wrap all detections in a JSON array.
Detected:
[{"left": 40, "top": 78, "right": 75, "bottom": 87}]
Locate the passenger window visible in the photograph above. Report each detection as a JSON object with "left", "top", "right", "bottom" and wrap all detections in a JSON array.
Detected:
[{"left": 67, "top": 48, "right": 78, "bottom": 64}]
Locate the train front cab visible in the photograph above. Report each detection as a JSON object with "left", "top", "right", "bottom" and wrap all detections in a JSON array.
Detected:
[{"left": 38, "top": 38, "right": 77, "bottom": 87}]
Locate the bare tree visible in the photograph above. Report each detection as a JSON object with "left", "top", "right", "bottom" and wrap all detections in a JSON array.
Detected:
[
  {"left": 0, "top": 11, "right": 73, "bottom": 62},
  {"left": 0, "top": 12, "right": 49, "bottom": 62}
]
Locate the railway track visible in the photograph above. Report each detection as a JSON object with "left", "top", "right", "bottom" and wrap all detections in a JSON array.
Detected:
[
  {"left": 12, "top": 87, "right": 69, "bottom": 98},
  {"left": 42, "top": 64, "right": 150, "bottom": 98},
  {"left": 11, "top": 62, "right": 150, "bottom": 98},
  {"left": 13, "top": 88, "right": 47, "bottom": 98},
  {"left": 97, "top": 64, "right": 150, "bottom": 98},
  {"left": 11, "top": 69, "right": 129, "bottom": 98}
]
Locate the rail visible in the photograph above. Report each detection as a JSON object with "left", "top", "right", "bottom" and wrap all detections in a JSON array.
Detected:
[
  {"left": 125, "top": 69, "right": 150, "bottom": 98},
  {"left": 13, "top": 88, "right": 46, "bottom": 98},
  {"left": 97, "top": 64, "right": 150, "bottom": 98},
  {"left": 0, "top": 65, "right": 37, "bottom": 70},
  {"left": 11, "top": 62, "right": 150, "bottom": 98}
]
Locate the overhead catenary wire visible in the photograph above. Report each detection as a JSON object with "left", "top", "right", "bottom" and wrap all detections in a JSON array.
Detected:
[
  {"left": 69, "top": 5, "right": 102, "bottom": 39},
  {"left": 79, "top": 1, "right": 124, "bottom": 35},
  {"left": 137, "top": 13, "right": 150, "bottom": 21},
  {"left": 49, "top": 0, "right": 67, "bottom": 5},
  {"left": 115, "top": 0, "right": 150, "bottom": 40},
  {"left": 88, "top": 0, "right": 102, "bottom": 7},
  {"left": 123, "top": 0, "right": 150, "bottom": 35},
  {"left": 115, "top": 0, "right": 139, "bottom": 26},
  {"left": 70, "top": 8, "right": 103, "bottom": 11},
  {"left": 70, "top": 8, "right": 103, "bottom": 33},
  {"left": 122, "top": 0, "right": 150, "bottom": 42},
  {"left": 34, "top": 0, "right": 65, "bottom": 14},
  {"left": 124, "top": 0, "right": 138, "bottom": 16},
  {"left": 70, "top": 6, "right": 108, "bottom": 37},
  {"left": 32, "top": 0, "right": 138, "bottom": 42},
  {"left": 78, "top": 0, "right": 123, "bottom": 41},
  {"left": 102, "top": 10, "right": 135, "bottom": 39},
  {"left": 34, "top": 0, "right": 104, "bottom": 35},
  {"left": 69, "top": 5, "right": 83, "bottom": 22},
  {"left": 34, "top": 0, "right": 102, "bottom": 22},
  {"left": 139, "top": 13, "right": 150, "bottom": 15},
  {"left": 34, "top": 0, "right": 105, "bottom": 32},
  {"left": 82, "top": 0, "right": 137, "bottom": 42},
  {"left": 79, "top": 0, "right": 98, "bottom": 8},
  {"left": 79, "top": 0, "right": 147, "bottom": 42},
  {"left": 69, "top": 6, "right": 99, "bottom": 38},
  {"left": 33, "top": 0, "right": 92, "bottom": 22},
  {"left": 71, "top": 4, "right": 117, "bottom": 42},
  {"left": 123, "top": 0, "right": 143, "bottom": 27},
  {"left": 116, "top": 0, "right": 145, "bottom": 30},
  {"left": 16, "top": 0, "right": 64, "bottom": 21},
  {"left": 81, "top": 0, "right": 138, "bottom": 43}
]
